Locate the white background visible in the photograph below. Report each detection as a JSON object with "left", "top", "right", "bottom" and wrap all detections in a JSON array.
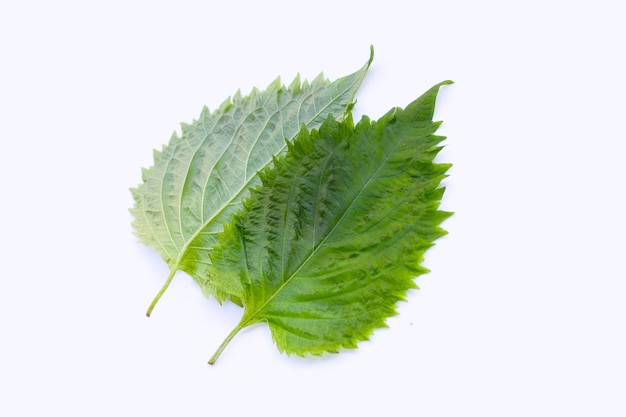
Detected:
[{"left": 1, "top": 0, "right": 625, "bottom": 415}]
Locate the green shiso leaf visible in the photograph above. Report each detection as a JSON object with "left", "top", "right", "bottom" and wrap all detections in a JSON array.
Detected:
[
  {"left": 208, "top": 81, "right": 452, "bottom": 364},
  {"left": 130, "top": 50, "right": 373, "bottom": 315}
]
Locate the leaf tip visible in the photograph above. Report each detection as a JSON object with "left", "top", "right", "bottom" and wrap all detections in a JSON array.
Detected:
[{"left": 367, "top": 45, "right": 375, "bottom": 68}]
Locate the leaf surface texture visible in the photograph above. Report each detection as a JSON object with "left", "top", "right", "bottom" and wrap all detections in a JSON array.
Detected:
[{"left": 209, "top": 81, "right": 452, "bottom": 362}]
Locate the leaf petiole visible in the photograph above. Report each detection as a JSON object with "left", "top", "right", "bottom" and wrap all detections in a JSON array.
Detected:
[
  {"left": 146, "top": 269, "right": 176, "bottom": 317},
  {"left": 208, "top": 321, "right": 247, "bottom": 365}
]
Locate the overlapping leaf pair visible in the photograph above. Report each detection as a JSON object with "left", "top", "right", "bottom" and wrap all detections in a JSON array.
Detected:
[{"left": 130, "top": 47, "right": 452, "bottom": 364}]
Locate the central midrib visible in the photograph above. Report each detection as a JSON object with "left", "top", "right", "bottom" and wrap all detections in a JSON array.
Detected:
[{"left": 241, "top": 119, "right": 410, "bottom": 327}]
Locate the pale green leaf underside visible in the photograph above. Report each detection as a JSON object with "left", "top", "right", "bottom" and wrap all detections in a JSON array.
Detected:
[
  {"left": 130, "top": 50, "right": 372, "bottom": 305},
  {"left": 209, "top": 81, "right": 452, "bottom": 361}
]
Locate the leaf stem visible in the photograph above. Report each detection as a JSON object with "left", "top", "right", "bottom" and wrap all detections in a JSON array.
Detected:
[
  {"left": 208, "top": 322, "right": 246, "bottom": 365},
  {"left": 146, "top": 269, "right": 176, "bottom": 317}
]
